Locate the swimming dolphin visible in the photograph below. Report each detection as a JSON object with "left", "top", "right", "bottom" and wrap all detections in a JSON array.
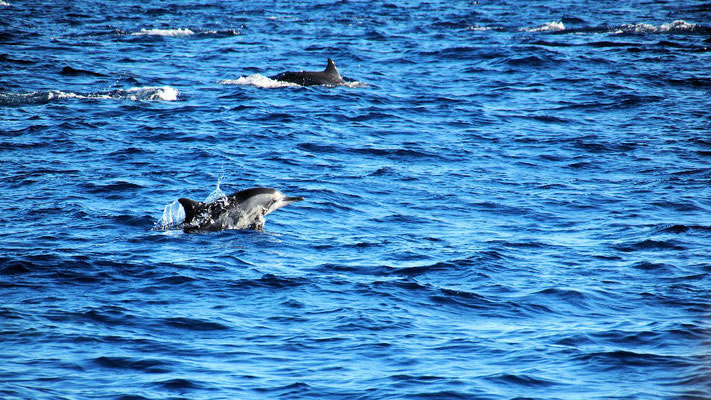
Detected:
[
  {"left": 178, "top": 187, "right": 304, "bottom": 232},
  {"left": 271, "top": 58, "right": 347, "bottom": 86}
]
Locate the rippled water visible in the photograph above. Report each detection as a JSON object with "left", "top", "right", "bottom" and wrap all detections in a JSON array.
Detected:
[{"left": 2, "top": 1, "right": 710, "bottom": 399}]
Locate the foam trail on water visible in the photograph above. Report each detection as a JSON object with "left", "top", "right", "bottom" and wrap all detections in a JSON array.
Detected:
[
  {"left": 0, "top": 86, "right": 179, "bottom": 105},
  {"left": 220, "top": 74, "right": 299, "bottom": 88},
  {"left": 119, "top": 86, "right": 179, "bottom": 101},
  {"left": 522, "top": 21, "right": 565, "bottom": 32},
  {"left": 220, "top": 74, "right": 368, "bottom": 88},
  {"left": 612, "top": 20, "right": 697, "bottom": 34},
  {"left": 131, "top": 28, "right": 194, "bottom": 37},
  {"left": 53, "top": 86, "right": 179, "bottom": 101}
]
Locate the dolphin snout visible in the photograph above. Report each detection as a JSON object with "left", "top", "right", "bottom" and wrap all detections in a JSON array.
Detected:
[{"left": 284, "top": 196, "right": 305, "bottom": 202}]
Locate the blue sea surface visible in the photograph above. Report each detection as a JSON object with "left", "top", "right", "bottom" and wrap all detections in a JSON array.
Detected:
[{"left": 1, "top": 0, "right": 710, "bottom": 399}]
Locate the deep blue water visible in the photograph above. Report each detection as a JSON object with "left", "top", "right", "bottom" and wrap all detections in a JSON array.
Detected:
[{"left": 2, "top": 0, "right": 711, "bottom": 399}]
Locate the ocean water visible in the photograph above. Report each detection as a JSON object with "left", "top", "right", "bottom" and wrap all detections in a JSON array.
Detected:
[{"left": 1, "top": 0, "right": 710, "bottom": 399}]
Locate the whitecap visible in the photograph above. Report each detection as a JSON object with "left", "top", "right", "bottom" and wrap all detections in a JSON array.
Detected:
[
  {"left": 613, "top": 20, "right": 697, "bottom": 34},
  {"left": 342, "top": 80, "right": 369, "bottom": 88},
  {"left": 131, "top": 28, "right": 194, "bottom": 37},
  {"left": 522, "top": 21, "right": 565, "bottom": 32},
  {"left": 0, "top": 90, "right": 52, "bottom": 106},
  {"left": 118, "top": 86, "right": 180, "bottom": 101},
  {"left": 219, "top": 74, "right": 299, "bottom": 88},
  {"left": 62, "top": 86, "right": 179, "bottom": 101},
  {"left": 660, "top": 20, "right": 697, "bottom": 32},
  {"left": 1, "top": 86, "right": 179, "bottom": 105},
  {"left": 466, "top": 25, "right": 493, "bottom": 31},
  {"left": 0, "top": 1, "right": 11, "bottom": 6}
]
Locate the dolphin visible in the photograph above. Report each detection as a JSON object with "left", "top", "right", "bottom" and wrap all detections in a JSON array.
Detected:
[
  {"left": 271, "top": 58, "right": 347, "bottom": 86},
  {"left": 178, "top": 187, "right": 304, "bottom": 232}
]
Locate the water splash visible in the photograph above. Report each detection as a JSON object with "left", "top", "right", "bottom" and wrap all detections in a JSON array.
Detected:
[
  {"left": 219, "top": 74, "right": 299, "bottom": 88},
  {"left": 155, "top": 199, "right": 186, "bottom": 229},
  {"left": 219, "top": 74, "right": 367, "bottom": 88},
  {"left": 204, "top": 176, "right": 228, "bottom": 203}
]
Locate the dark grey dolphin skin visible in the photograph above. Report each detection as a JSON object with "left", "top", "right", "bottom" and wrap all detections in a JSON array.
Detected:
[
  {"left": 271, "top": 58, "right": 347, "bottom": 86},
  {"left": 178, "top": 187, "right": 304, "bottom": 232}
]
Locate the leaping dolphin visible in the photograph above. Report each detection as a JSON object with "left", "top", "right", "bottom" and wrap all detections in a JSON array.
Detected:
[
  {"left": 178, "top": 187, "right": 304, "bottom": 232},
  {"left": 271, "top": 58, "right": 347, "bottom": 86}
]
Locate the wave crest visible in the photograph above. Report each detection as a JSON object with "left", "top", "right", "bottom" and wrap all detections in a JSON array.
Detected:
[
  {"left": 131, "top": 28, "right": 194, "bottom": 37},
  {"left": 613, "top": 20, "right": 697, "bottom": 34},
  {"left": 0, "top": 86, "right": 179, "bottom": 106},
  {"left": 116, "top": 86, "right": 179, "bottom": 101},
  {"left": 523, "top": 21, "right": 565, "bottom": 32}
]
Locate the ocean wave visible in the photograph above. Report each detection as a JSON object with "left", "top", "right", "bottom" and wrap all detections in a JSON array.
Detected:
[
  {"left": 466, "top": 25, "right": 495, "bottom": 32},
  {"left": 90, "top": 86, "right": 180, "bottom": 101},
  {"left": 0, "top": 86, "right": 179, "bottom": 105},
  {"left": 519, "top": 19, "right": 703, "bottom": 36},
  {"left": 131, "top": 28, "right": 195, "bottom": 37},
  {"left": 0, "top": 1, "right": 10, "bottom": 6},
  {"left": 94, "top": 356, "right": 172, "bottom": 373},
  {"left": 522, "top": 21, "right": 565, "bottom": 32},
  {"left": 612, "top": 20, "right": 698, "bottom": 34},
  {"left": 196, "top": 29, "right": 241, "bottom": 38}
]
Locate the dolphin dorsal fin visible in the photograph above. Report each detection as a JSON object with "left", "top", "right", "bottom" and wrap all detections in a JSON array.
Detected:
[
  {"left": 178, "top": 198, "right": 202, "bottom": 224},
  {"left": 324, "top": 58, "right": 340, "bottom": 77}
]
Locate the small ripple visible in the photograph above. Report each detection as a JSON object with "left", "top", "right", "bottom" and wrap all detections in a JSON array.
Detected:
[
  {"left": 483, "top": 373, "right": 560, "bottom": 387},
  {"left": 613, "top": 239, "right": 686, "bottom": 252},
  {"left": 93, "top": 356, "right": 172, "bottom": 373},
  {"left": 162, "top": 317, "right": 230, "bottom": 331},
  {"left": 575, "top": 350, "right": 690, "bottom": 369},
  {"left": 229, "top": 274, "right": 310, "bottom": 290},
  {"left": 655, "top": 224, "right": 711, "bottom": 234},
  {"left": 431, "top": 288, "right": 497, "bottom": 310},
  {"left": 82, "top": 180, "right": 145, "bottom": 193},
  {"left": 153, "top": 378, "right": 204, "bottom": 390}
]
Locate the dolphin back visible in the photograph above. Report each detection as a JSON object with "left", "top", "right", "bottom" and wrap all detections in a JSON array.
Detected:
[
  {"left": 175, "top": 187, "right": 303, "bottom": 232},
  {"left": 271, "top": 58, "right": 345, "bottom": 86}
]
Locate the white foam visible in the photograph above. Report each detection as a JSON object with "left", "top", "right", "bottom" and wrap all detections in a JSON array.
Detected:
[
  {"left": 131, "top": 28, "right": 194, "bottom": 37},
  {"left": 60, "top": 86, "right": 178, "bottom": 101},
  {"left": 0, "top": 1, "right": 11, "bottom": 6},
  {"left": 523, "top": 21, "right": 565, "bottom": 32},
  {"left": 342, "top": 80, "right": 369, "bottom": 88},
  {"left": 219, "top": 74, "right": 299, "bottom": 88},
  {"left": 660, "top": 20, "right": 696, "bottom": 32},
  {"left": 614, "top": 20, "right": 697, "bottom": 34},
  {"left": 121, "top": 86, "right": 179, "bottom": 101},
  {"left": 220, "top": 74, "right": 368, "bottom": 88},
  {"left": 466, "top": 25, "right": 493, "bottom": 31},
  {"left": 2, "top": 86, "right": 179, "bottom": 104}
]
